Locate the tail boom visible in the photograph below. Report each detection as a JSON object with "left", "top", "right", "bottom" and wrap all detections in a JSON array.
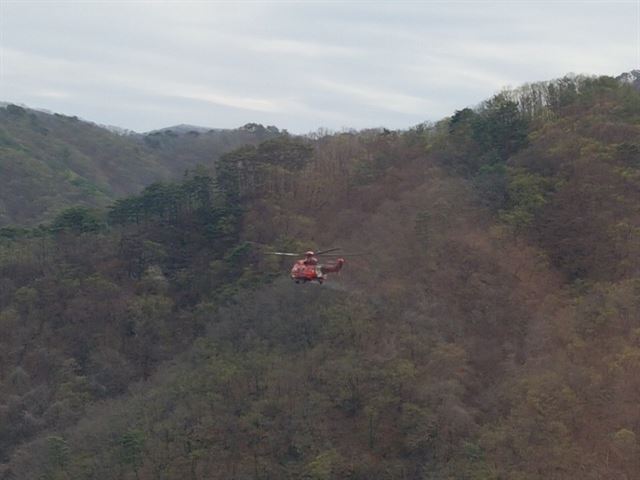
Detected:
[{"left": 320, "top": 258, "right": 345, "bottom": 275}]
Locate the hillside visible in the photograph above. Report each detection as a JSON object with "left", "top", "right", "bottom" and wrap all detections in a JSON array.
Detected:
[
  {"left": 1, "top": 73, "right": 640, "bottom": 479},
  {"left": 0, "top": 105, "right": 280, "bottom": 226}
]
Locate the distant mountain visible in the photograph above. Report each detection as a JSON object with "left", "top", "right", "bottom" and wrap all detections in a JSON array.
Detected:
[
  {"left": 146, "top": 124, "right": 219, "bottom": 135},
  {"left": 0, "top": 104, "right": 281, "bottom": 226},
  {"left": 146, "top": 122, "right": 282, "bottom": 136},
  {"left": 138, "top": 122, "right": 282, "bottom": 178}
]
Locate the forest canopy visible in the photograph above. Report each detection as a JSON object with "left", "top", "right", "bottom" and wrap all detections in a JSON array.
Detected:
[{"left": 1, "top": 73, "right": 640, "bottom": 479}]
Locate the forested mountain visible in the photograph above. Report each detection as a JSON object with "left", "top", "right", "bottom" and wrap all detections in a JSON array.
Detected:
[
  {"left": 0, "top": 105, "right": 280, "bottom": 226},
  {"left": 1, "top": 73, "right": 640, "bottom": 479}
]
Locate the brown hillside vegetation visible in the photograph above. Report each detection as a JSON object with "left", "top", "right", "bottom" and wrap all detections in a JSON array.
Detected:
[{"left": 1, "top": 74, "right": 640, "bottom": 479}]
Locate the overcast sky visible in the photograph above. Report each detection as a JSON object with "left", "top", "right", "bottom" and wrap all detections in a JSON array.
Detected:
[{"left": 1, "top": 1, "right": 638, "bottom": 133}]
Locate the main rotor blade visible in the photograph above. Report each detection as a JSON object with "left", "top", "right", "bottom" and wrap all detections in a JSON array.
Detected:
[
  {"left": 320, "top": 253, "right": 367, "bottom": 257},
  {"left": 264, "top": 252, "right": 300, "bottom": 256},
  {"left": 316, "top": 248, "right": 341, "bottom": 255}
]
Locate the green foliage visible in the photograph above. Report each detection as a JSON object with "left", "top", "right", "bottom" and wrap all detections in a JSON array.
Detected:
[
  {"left": 305, "top": 450, "right": 340, "bottom": 480},
  {"left": 399, "top": 403, "right": 437, "bottom": 456},
  {"left": 52, "top": 206, "right": 104, "bottom": 233},
  {"left": 615, "top": 142, "right": 640, "bottom": 167},
  {"left": 444, "top": 94, "right": 529, "bottom": 175},
  {"left": 498, "top": 169, "right": 556, "bottom": 230},
  {"left": 474, "top": 94, "right": 529, "bottom": 161},
  {"left": 118, "top": 429, "right": 145, "bottom": 471},
  {"left": 42, "top": 435, "right": 71, "bottom": 480},
  {"left": 216, "top": 136, "right": 313, "bottom": 200},
  {"left": 472, "top": 163, "right": 509, "bottom": 212},
  {"left": 0, "top": 107, "right": 280, "bottom": 227}
]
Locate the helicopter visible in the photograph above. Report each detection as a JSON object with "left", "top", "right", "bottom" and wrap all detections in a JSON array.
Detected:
[{"left": 265, "top": 248, "right": 356, "bottom": 284}]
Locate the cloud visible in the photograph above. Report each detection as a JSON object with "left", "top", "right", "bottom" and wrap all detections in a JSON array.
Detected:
[
  {"left": 32, "top": 90, "right": 71, "bottom": 99},
  {"left": 1, "top": 1, "right": 636, "bottom": 132},
  {"left": 174, "top": 91, "right": 280, "bottom": 113},
  {"left": 312, "top": 78, "right": 433, "bottom": 115}
]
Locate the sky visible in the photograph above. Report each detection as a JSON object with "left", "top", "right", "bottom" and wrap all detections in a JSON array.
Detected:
[{"left": 0, "top": 0, "right": 638, "bottom": 133}]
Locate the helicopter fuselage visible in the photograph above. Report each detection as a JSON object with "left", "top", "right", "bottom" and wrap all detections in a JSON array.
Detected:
[{"left": 290, "top": 257, "right": 345, "bottom": 284}]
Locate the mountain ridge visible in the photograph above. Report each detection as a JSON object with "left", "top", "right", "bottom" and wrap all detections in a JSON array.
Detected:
[
  {"left": 0, "top": 104, "right": 282, "bottom": 226},
  {"left": 1, "top": 71, "right": 640, "bottom": 478}
]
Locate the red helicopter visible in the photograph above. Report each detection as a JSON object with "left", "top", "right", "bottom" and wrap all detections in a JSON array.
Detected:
[{"left": 265, "top": 248, "right": 354, "bottom": 284}]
